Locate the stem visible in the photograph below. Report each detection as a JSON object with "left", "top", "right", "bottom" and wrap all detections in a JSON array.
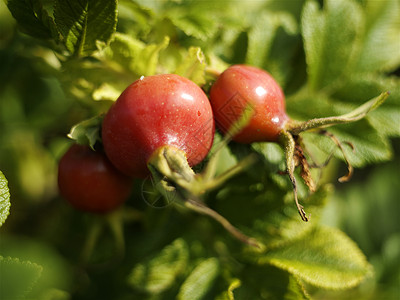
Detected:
[
  {"left": 202, "top": 102, "right": 255, "bottom": 181},
  {"left": 122, "top": 207, "right": 144, "bottom": 223},
  {"left": 106, "top": 209, "right": 126, "bottom": 259},
  {"left": 202, "top": 147, "right": 222, "bottom": 182},
  {"left": 205, "top": 67, "right": 222, "bottom": 80},
  {"left": 280, "top": 131, "right": 308, "bottom": 222},
  {"left": 288, "top": 91, "right": 389, "bottom": 135},
  {"left": 80, "top": 218, "right": 103, "bottom": 264},
  {"left": 202, "top": 154, "right": 257, "bottom": 191},
  {"left": 184, "top": 198, "right": 263, "bottom": 249}
]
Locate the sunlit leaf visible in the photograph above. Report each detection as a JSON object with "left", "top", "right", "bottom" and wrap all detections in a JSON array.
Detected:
[
  {"left": 333, "top": 74, "right": 400, "bottom": 137},
  {"left": 67, "top": 115, "right": 104, "bottom": 149},
  {"left": 215, "top": 278, "right": 241, "bottom": 300},
  {"left": 0, "top": 256, "right": 42, "bottom": 300},
  {"left": 302, "top": 0, "right": 363, "bottom": 91},
  {"left": 0, "top": 236, "right": 73, "bottom": 298},
  {"left": 232, "top": 265, "right": 310, "bottom": 299},
  {"left": 0, "top": 171, "right": 11, "bottom": 227},
  {"left": 246, "top": 10, "right": 299, "bottom": 85},
  {"left": 258, "top": 226, "right": 372, "bottom": 289},
  {"left": 175, "top": 47, "right": 206, "bottom": 86},
  {"left": 92, "top": 82, "right": 122, "bottom": 101},
  {"left": 168, "top": 8, "right": 218, "bottom": 41},
  {"left": 118, "top": 0, "right": 154, "bottom": 37},
  {"left": 101, "top": 33, "right": 169, "bottom": 77},
  {"left": 287, "top": 92, "right": 393, "bottom": 167},
  {"left": 215, "top": 159, "right": 332, "bottom": 249},
  {"left": 3, "top": 0, "right": 400, "bottom": 298},
  {"left": 0, "top": 170, "right": 10, "bottom": 227},
  {"left": 128, "top": 238, "right": 189, "bottom": 294},
  {"left": 177, "top": 257, "right": 220, "bottom": 300},
  {"left": 354, "top": 0, "right": 400, "bottom": 73}
]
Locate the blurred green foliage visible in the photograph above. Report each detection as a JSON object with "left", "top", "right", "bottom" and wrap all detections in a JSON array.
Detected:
[{"left": 0, "top": 0, "right": 399, "bottom": 299}]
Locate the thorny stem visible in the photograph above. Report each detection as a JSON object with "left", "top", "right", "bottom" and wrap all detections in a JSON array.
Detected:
[
  {"left": 148, "top": 142, "right": 261, "bottom": 247},
  {"left": 280, "top": 130, "right": 309, "bottom": 222},
  {"left": 80, "top": 219, "right": 103, "bottom": 264},
  {"left": 184, "top": 197, "right": 263, "bottom": 249},
  {"left": 80, "top": 209, "right": 130, "bottom": 267},
  {"left": 202, "top": 102, "right": 254, "bottom": 182},
  {"left": 205, "top": 67, "right": 222, "bottom": 80},
  {"left": 287, "top": 91, "right": 390, "bottom": 135},
  {"left": 277, "top": 91, "right": 389, "bottom": 221},
  {"left": 105, "top": 209, "right": 126, "bottom": 259},
  {"left": 201, "top": 154, "right": 257, "bottom": 191}
]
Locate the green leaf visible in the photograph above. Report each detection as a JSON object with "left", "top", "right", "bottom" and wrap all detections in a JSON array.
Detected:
[
  {"left": 0, "top": 236, "right": 72, "bottom": 299},
  {"left": 215, "top": 278, "right": 241, "bottom": 300},
  {"left": 333, "top": 74, "right": 400, "bottom": 137},
  {"left": 58, "top": 57, "right": 127, "bottom": 105},
  {"left": 251, "top": 185, "right": 332, "bottom": 249},
  {"left": 258, "top": 226, "right": 372, "bottom": 289},
  {"left": 285, "top": 275, "right": 311, "bottom": 300},
  {"left": 0, "top": 256, "right": 43, "bottom": 300},
  {"left": 35, "top": 288, "right": 70, "bottom": 300},
  {"left": 168, "top": 8, "right": 218, "bottom": 41},
  {"left": 128, "top": 238, "right": 189, "bottom": 294},
  {"left": 215, "top": 153, "right": 332, "bottom": 249},
  {"left": 59, "top": 32, "right": 168, "bottom": 103},
  {"left": 246, "top": 11, "right": 299, "bottom": 86},
  {"left": 118, "top": 0, "right": 155, "bottom": 38},
  {"left": 67, "top": 115, "right": 103, "bottom": 149},
  {"left": 287, "top": 91, "right": 393, "bottom": 167},
  {"left": 6, "top": 0, "right": 55, "bottom": 39},
  {"left": 302, "top": 119, "right": 392, "bottom": 168},
  {"left": 231, "top": 265, "right": 310, "bottom": 300},
  {"left": 177, "top": 257, "right": 220, "bottom": 300},
  {"left": 175, "top": 47, "right": 206, "bottom": 86},
  {"left": 288, "top": 91, "right": 389, "bottom": 134},
  {"left": 0, "top": 170, "right": 11, "bottom": 227},
  {"left": 100, "top": 33, "right": 169, "bottom": 77},
  {"left": 330, "top": 160, "right": 400, "bottom": 255},
  {"left": 92, "top": 82, "right": 122, "bottom": 101},
  {"left": 262, "top": 0, "right": 306, "bottom": 21},
  {"left": 246, "top": 13, "right": 276, "bottom": 68},
  {"left": 301, "top": 0, "right": 363, "bottom": 91},
  {"left": 355, "top": 0, "right": 400, "bottom": 73},
  {"left": 54, "top": 0, "right": 117, "bottom": 56}
]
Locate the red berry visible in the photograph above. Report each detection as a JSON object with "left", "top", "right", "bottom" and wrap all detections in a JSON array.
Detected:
[
  {"left": 209, "top": 65, "right": 288, "bottom": 143},
  {"left": 102, "top": 74, "right": 215, "bottom": 178},
  {"left": 58, "top": 144, "right": 132, "bottom": 213}
]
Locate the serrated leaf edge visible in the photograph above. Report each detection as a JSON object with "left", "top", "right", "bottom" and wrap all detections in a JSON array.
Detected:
[{"left": 0, "top": 256, "right": 43, "bottom": 298}]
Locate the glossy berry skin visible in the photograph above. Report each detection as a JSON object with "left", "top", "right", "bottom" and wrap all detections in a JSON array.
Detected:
[
  {"left": 209, "top": 65, "right": 288, "bottom": 143},
  {"left": 102, "top": 74, "right": 215, "bottom": 178},
  {"left": 58, "top": 144, "right": 132, "bottom": 213}
]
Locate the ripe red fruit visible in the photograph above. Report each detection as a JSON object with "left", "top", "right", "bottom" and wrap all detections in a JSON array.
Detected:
[
  {"left": 209, "top": 64, "right": 389, "bottom": 222},
  {"left": 58, "top": 144, "right": 132, "bottom": 213},
  {"left": 209, "top": 64, "right": 288, "bottom": 143},
  {"left": 102, "top": 74, "right": 215, "bottom": 178}
]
